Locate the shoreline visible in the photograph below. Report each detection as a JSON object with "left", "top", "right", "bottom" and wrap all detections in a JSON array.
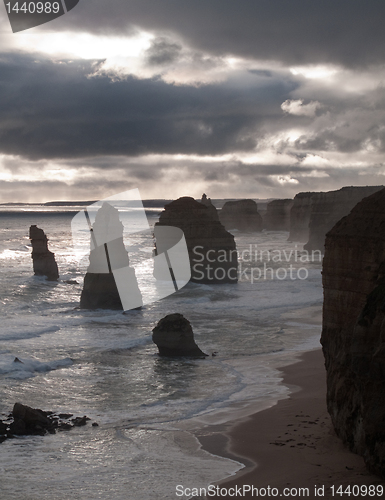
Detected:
[{"left": 195, "top": 349, "right": 385, "bottom": 498}]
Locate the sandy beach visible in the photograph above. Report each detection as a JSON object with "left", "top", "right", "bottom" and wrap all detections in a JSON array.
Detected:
[{"left": 196, "top": 349, "right": 385, "bottom": 499}]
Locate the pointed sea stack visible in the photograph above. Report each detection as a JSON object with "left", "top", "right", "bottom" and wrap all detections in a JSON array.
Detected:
[
  {"left": 152, "top": 313, "right": 207, "bottom": 357},
  {"left": 80, "top": 202, "right": 142, "bottom": 310},
  {"left": 321, "top": 187, "right": 385, "bottom": 477},
  {"left": 155, "top": 197, "right": 238, "bottom": 284},
  {"left": 219, "top": 199, "right": 262, "bottom": 232},
  {"left": 29, "top": 225, "right": 59, "bottom": 281}
]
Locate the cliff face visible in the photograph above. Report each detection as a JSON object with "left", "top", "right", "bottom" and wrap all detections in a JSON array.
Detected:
[
  {"left": 80, "top": 203, "right": 142, "bottom": 310},
  {"left": 264, "top": 199, "right": 293, "bottom": 231},
  {"left": 155, "top": 197, "right": 238, "bottom": 284},
  {"left": 288, "top": 192, "right": 315, "bottom": 242},
  {"left": 29, "top": 225, "right": 59, "bottom": 281},
  {"left": 321, "top": 188, "right": 385, "bottom": 477},
  {"left": 304, "top": 186, "right": 383, "bottom": 251},
  {"left": 219, "top": 199, "right": 262, "bottom": 232}
]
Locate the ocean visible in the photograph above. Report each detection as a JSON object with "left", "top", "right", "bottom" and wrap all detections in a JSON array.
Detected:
[{"left": 0, "top": 204, "right": 323, "bottom": 500}]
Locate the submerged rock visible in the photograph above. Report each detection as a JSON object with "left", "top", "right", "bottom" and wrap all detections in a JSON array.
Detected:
[
  {"left": 321, "top": 187, "right": 385, "bottom": 477},
  {"left": 29, "top": 225, "right": 59, "bottom": 281},
  {"left": 152, "top": 313, "right": 208, "bottom": 357},
  {"left": 219, "top": 199, "right": 262, "bottom": 232},
  {"left": 80, "top": 202, "right": 142, "bottom": 310},
  {"left": 155, "top": 197, "right": 238, "bottom": 284},
  {"left": 264, "top": 199, "right": 293, "bottom": 231}
]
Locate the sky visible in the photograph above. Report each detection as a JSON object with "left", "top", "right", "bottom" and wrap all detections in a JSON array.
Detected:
[{"left": 1, "top": 0, "right": 385, "bottom": 202}]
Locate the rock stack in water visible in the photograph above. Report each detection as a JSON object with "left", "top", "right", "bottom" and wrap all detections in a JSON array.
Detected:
[
  {"left": 263, "top": 199, "right": 293, "bottom": 231},
  {"left": 200, "top": 193, "right": 219, "bottom": 221},
  {"left": 152, "top": 313, "right": 207, "bottom": 357},
  {"left": 155, "top": 197, "right": 238, "bottom": 284},
  {"left": 29, "top": 225, "right": 59, "bottom": 281},
  {"left": 321, "top": 187, "right": 385, "bottom": 477},
  {"left": 80, "top": 202, "right": 142, "bottom": 310},
  {"left": 219, "top": 199, "right": 262, "bottom": 232},
  {"left": 304, "top": 186, "right": 383, "bottom": 251},
  {"left": 288, "top": 192, "right": 316, "bottom": 242}
]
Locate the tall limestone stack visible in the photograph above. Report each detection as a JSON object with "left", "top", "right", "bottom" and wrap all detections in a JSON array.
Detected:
[
  {"left": 155, "top": 197, "right": 238, "bottom": 284},
  {"left": 80, "top": 202, "right": 142, "bottom": 310},
  {"left": 288, "top": 192, "right": 315, "bottom": 242},
  {"left": 200, "top": 193, "right": 219, "bottom": 221},
  {"left": 264, "top": 199, "right": 293, "bottom": 231},
  {"left": 29, "top": 225, "right": 59, "bottom": 281},
  {"left": 321, "top": 188, "right": 385, "bottom": 477},
  {"left": 304, "top": 186, "right": 383, "bottom": 251},
  {"left": 219, "top": 199, "right": 262, "bottom": 232}
]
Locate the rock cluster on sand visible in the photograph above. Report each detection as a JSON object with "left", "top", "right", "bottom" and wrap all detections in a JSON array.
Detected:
[
  {"left": 0, "top": 403, "right": 93, "bottom": 443},
  {"left": 219, "top": 199, "right": 262, "bottom": 232},
  {"left": 80, "top": 202, "right": 142, "bottom": 310},
  {"left": 152, "top": 313, "right": 207, "bottom": 357},
  {"left": 29, "top": 225, "right": 59, "bottom": 281},
  {"left": 155, "top": 197, "right": 238, "bottom": 284},
  {"left": 294, "top": 186, "right": 383, "bottom": 251},
  {"left": 263, "top": 199, "right": 293, "bottom": 231},
  {"left": 321, "top": 187, "right": 385, "bottom": 478}
]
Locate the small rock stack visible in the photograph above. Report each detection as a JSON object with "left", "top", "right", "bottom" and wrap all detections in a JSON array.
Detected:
[{"left": 29, "top": 225, "right": 59, "bottom": 281}]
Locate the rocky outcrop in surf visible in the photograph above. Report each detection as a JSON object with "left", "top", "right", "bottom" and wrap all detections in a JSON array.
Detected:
[
  {"left": 80, "top": 202, "right": 142, "bottom": 310},
  {"left": 155, "top": 197, "right": 238, "bottom": 284},
  {"left": 304, "top": 186, "right": 383, "bottom": 251},
  {"left": 219, "top": 199, "right": 262, "bottom": 232},
  {"left": 264, "top": 199, "right": 293, "bottom": 231},
  {"left": 29, "top": 225, "right": 59, "bottom": 281},
  {"left": 321, "top": 187, "right": 385, "bottom": 478},
  {"left": 0, "top": 402, "right": 94, "bottom": 443},
  {"left": 152, "top": 313, "right": 207, "bottom": 357}
]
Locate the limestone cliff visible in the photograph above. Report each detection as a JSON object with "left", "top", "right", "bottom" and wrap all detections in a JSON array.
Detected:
[
  {"left": 155, "top": 197, "right": 238, "bottom": 284},
  {"left": 29, "top": 225, "right": 59, "bottom": 281},
  {"left": 304, "top": 186, "right": 383, "bottom": 251},
  {"left": 264, "top": 199, "right": 293, "bottom": 231},
  {"left": 200, "top": 193, "right": 219, "bottom": 221},
  {"left": 288, "top": 192, "right": 315, "bottom": 242},
  {"left": 321, "top": 187, "right": 385, "bottom": 477},
  {"left": 219, "top": 199, "right": 262, "bottom": 232},
  {"left": 80, "top": 203, "right": 142, "bottom": 310}
]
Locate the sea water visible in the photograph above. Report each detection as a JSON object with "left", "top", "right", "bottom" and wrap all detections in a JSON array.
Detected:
[{"left": 0, "top": 205, "right": 323, "bottom": 500}]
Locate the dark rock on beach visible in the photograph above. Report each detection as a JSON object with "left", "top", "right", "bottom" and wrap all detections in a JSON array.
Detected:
[
  {"left": 152, "top": 313, "right": 208, "bottom": 357},
  {"left": 321, "top": 187, "right": 385, "bottom": 478},
  {"left": 29, "top": 225, "right": 59, "bottom": 281}
]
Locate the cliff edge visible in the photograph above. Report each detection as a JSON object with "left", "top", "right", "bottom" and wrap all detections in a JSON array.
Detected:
[{"left": 321, "top": 187, "right": 385, "bottom": 477}]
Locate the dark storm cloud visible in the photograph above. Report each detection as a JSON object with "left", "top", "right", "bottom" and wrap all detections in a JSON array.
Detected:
[
  {"left": 0, "top": 54, "right": 297, "bottom": 160},
  {"left": 44, "top": 0, "right": 385, "bottom": 68},
  {"left": 145, "top": 37, "right": 182, "bottom": 66}
]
